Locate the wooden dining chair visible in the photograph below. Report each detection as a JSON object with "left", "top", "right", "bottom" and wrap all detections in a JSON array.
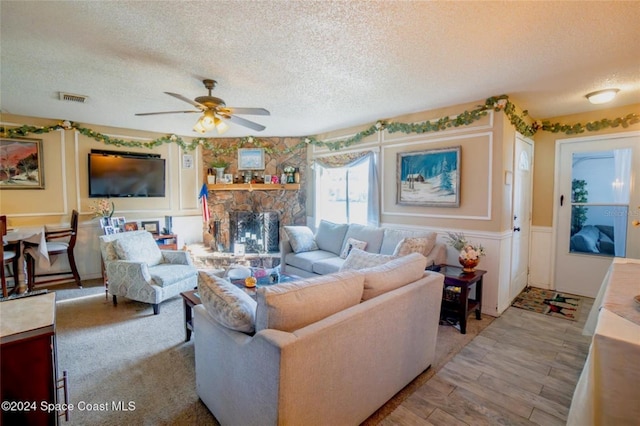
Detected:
[
  {"left": 25, "top": 210, "right": 82, "bottom": 290},
  {"left": 1, "top": 215, "right": 20, "bottom": 298}
]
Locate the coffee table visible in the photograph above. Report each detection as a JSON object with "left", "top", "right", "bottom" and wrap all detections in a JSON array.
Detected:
[
  {"left": 437, "top": 265, "right": 486, "bottom": 334},
  {"left": 229, "top": 272, "right": 299, "bottom": 298}
]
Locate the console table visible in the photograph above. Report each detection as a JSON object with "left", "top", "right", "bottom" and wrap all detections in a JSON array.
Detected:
[
  {"left": 439, "top": 265, "right": 486, "bottom": 334},
  {"left": 153, "top": 233, "right": 177, "bottom": 250}
]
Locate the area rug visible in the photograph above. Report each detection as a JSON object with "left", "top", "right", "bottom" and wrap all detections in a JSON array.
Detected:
[{"left": 511, "top": 286, "right": 582, "bottom": 321}]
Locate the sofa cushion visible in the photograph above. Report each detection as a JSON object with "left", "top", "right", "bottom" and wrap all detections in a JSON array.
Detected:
[
  {"left": 314, "top": 220, "right": 349, "bottom": 255},
  {"left": 197, "top": 270, "right": 257, "bottom": 333},
  {"left": 361, "top": 252, "right": 428, "bottom": 301},
  {"left": 149, "top": 264, "right": 197, "bottom": 287},
  {"left": 341, "top": 224, "right": 385, "bottom": 254},
  {"left": 340, "top": 237, "right": 368, "bottom": 259},
  {"left": 312, "top": 256, "right": 345, "bottom": 275},
  {"left": 113, "top": 232, "right": 163, "bottom": 266},
  {"left": 285, "top": 250, "right": 336, "bottom": 272},
  {"left": 393, "top": 236, "right": 436, "bottom": 257},
  {"left": 339, "top": 248, "right": 397, "bottom": 271},
  {"left": 380, "top": 228, "right": 437, "bottom": 255},
  {"left": 255, "top": 271, "right": 364, "bottom": 332},
  {"left": 284, "top": 226, "right": 318, "bottom": 253}
]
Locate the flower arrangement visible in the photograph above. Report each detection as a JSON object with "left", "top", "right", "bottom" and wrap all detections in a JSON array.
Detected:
[
  {"left": 446, "top": 232, "right": 486, "bottom": 260},
  {"left": 90, "top": 198, "right": 115, "bottom": 218},
  {"left": 283, "top": 166, "right": 295, "bottom": 174}
]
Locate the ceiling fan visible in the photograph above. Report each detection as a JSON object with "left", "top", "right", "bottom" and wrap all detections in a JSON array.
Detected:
[{"left": 135, "top": 79, "right": 270, "bottom": 134}]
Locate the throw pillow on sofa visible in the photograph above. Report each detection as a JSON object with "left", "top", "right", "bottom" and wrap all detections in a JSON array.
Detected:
[
  {"left": 284, "top": 226, "right": 319, "bottom": 253},
  {"left": 339, "top": 237, "right": 368, "bottom": 259},
  {"left": 339, "top": 248, "right": 397, "bottom": 271},
  {"left": 197, "top": 270, "right": 257, "bottom": 333},
  {"left": 393, "top": 236, "right": 434, "bottom": 257}
]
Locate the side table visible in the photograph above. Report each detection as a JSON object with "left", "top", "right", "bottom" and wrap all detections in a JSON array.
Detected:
[
  {"left": 180, "top": 290, "right": 201, "bottom": 342},
  {"left": 438, "top": 265, "right": 486, "bottom": 334}
]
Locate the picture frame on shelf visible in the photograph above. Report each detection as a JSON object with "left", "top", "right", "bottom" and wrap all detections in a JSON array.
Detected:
[
  {"left": 124, "top": 221, "right": 138, "bottom": 231},
  {"left": 141, "top": 220, "right": 160, "bottom": 234},
  {"left": 397, "top": 146, "right": 461, "bottom": 207},
  {"left": 0, "top": 138, "right": 45, "bottom": 189},
  {"left": 238, "top": 148, "right": 265, "bottom": 170},
  {"left": 111, "top": 216, "right": 126, "bottom": 231},
  {"left": 223, "top": 173, "right": 233, "bottom": 184},
  {"left": 99, "top": 217, "right": 112, "bottom": 228},
  {"left": 103, "top": 225, "right": 117, "bottom": 235}
]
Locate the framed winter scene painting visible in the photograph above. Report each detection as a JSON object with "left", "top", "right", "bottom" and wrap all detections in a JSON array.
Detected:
[{"left": 397, "top": 146, "right": 460, "bottom": 207}]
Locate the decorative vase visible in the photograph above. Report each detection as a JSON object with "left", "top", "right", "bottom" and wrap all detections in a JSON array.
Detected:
[
  {"left": 458, "top": 257, "right": 480, "bottom": 273},
  {"left": 215, "top": 167, "right": 225, "bottom": 179}
]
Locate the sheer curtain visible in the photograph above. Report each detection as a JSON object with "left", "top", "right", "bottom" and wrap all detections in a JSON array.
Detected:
[
  {"left": 612, "top": 148, "right": 631, "bottom": 256},
  {"left": 314, "top": 151, "right": 379, "bottom": 227}
]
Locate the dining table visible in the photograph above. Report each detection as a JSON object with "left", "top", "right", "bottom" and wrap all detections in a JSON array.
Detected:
[
  {"left": 567, "top": 257, "right": 640, "bottom": 425},
  {"left": 3, "top": 226, "right": 50, "bottom": 292}
]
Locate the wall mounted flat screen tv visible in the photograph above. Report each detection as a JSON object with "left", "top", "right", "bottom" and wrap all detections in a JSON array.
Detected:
[{"left": 88, "top": 150, "right": 166, "bottom": 198}]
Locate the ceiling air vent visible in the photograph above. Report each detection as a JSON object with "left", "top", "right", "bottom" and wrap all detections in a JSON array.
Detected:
[{"left": 59, "top": 92, "right": 88, "bottom": 103}]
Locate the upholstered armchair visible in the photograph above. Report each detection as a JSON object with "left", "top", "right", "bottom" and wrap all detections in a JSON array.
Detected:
[{"left": 99, "top": 230, "right": 197, "bottom": 314}]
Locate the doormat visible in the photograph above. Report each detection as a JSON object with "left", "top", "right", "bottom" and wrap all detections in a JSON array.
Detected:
[{"left": 511, "top": 287, "right": 581, "bottom": 321}]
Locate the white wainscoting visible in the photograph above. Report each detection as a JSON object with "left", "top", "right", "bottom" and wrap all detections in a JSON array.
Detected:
[{"left": 529, "top": 226, "right": 553, "bottom": 289}]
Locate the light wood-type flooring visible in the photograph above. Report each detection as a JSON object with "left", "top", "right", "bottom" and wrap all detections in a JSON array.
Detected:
[{"left": 381, "top": 296, "right": 594, "bottom": 425}]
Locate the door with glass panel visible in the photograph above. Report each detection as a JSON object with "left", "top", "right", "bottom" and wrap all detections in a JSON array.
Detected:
[{"left": 554, "top": 134, "right": 639, "bottom": 297}]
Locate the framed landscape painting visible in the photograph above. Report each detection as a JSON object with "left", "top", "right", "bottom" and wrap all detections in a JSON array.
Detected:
[
  {"left": 397, "top": 146, "right": 460, "bottom": 207},
  {"left": 0, "top": 138, "right": 45, "bottom": 189},
  {"left": 238, "top": 148, "right": 265, "bottom": 170}
]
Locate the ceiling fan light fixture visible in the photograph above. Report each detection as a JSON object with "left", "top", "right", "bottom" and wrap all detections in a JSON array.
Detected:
[
  {"left": 586, "top": 88, "right": 619, "bottom": 104},
  {"left": 193, "top": 119, "right": 207, "bottom": 134},
  {"left": 201, "top": 110, "right": 216, "bottom": 130},
  {"left": 214, "top": 116, "right": 229, "bottom": 134}
]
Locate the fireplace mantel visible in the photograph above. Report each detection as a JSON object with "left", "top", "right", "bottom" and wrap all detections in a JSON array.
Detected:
[{"left": 207, "top": 183, "right": 300, "bottom": 191}]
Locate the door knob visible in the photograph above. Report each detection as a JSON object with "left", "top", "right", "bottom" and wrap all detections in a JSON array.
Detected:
[{"left": 513, "top": 227, "right": 521, "bottom": 232}]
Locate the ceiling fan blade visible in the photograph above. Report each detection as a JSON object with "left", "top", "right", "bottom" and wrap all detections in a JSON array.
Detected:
[
  {"left": 164, "top": 92, "right": 206, "bottom": 109},
  {"left": 135, "top": 110, "right": 200, "bottom": 116},
  {"left": 224, "top": 107, "right": 270, "bottom": 116},
  {"left": 225, "top": 114, "right": 266, "bottom": 131}
]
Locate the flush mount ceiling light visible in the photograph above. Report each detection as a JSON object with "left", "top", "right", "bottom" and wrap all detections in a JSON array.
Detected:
[{"left": 585, "top": 88, "right": 620, "bottom": 105}]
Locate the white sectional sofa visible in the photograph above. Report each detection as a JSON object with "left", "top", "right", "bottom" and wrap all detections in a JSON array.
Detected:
[
  {"left": 280, "top": 220, "right": 447, "bottom": 277},
  {"left": 194, "top": 253, "right": 444, "bottom": 425}
]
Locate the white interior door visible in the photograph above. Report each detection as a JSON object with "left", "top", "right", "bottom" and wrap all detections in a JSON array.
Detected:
[
  {"left": 554, "top": 133, "right": 640, "bottom": 297},
  {"left": 510, "top": 135, "right": 533, "bottom": 300}
]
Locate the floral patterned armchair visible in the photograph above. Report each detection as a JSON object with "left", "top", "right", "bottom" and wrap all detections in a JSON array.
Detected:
[{"left": 99, "top": 230, "right": 197, "bottom": 314}]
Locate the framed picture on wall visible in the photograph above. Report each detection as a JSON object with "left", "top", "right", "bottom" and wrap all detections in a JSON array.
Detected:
[
  {"left": 397, "top": 146, "right": 461, "bottom": 207},
  {"left": 0, "top": 138, "right": 45, "bottom": 189},
  {"left": 238, "top": 148, "right": 265, "bottom": 170},
  {"left": 141, "top": 220, "right": 160, "bottom": 234}
]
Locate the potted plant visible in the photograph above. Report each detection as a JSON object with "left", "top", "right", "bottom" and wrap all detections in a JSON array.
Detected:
[{"left": 209, "top": 159, "right": 230, "bottom": 178}]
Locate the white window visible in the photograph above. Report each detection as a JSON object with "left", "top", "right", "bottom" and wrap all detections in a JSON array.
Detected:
[{"left": 314, "top": 151, "right": 379, "bottom": 227}]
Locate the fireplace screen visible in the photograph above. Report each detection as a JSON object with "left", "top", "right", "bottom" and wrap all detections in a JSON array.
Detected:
[{"left": 229, "top": 211, "right": 279, "bottom": 253}]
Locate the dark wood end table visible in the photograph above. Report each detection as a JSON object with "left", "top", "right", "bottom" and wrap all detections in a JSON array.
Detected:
[
  {"left": 180, "top": 289, "right": 201, "bottom": 342},
  {"left": 438, "top": 265, "right": 486, "bottom": 334}
]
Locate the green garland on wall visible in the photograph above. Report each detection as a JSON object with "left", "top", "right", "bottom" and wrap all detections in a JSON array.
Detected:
[{"left": 1, "top": 96, "right": 638, "bottom": 153}]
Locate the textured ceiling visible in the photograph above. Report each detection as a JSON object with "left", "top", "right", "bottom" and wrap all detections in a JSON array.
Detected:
[{"left": 1, "top": 1, "right": 639, "bottom": 138}]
